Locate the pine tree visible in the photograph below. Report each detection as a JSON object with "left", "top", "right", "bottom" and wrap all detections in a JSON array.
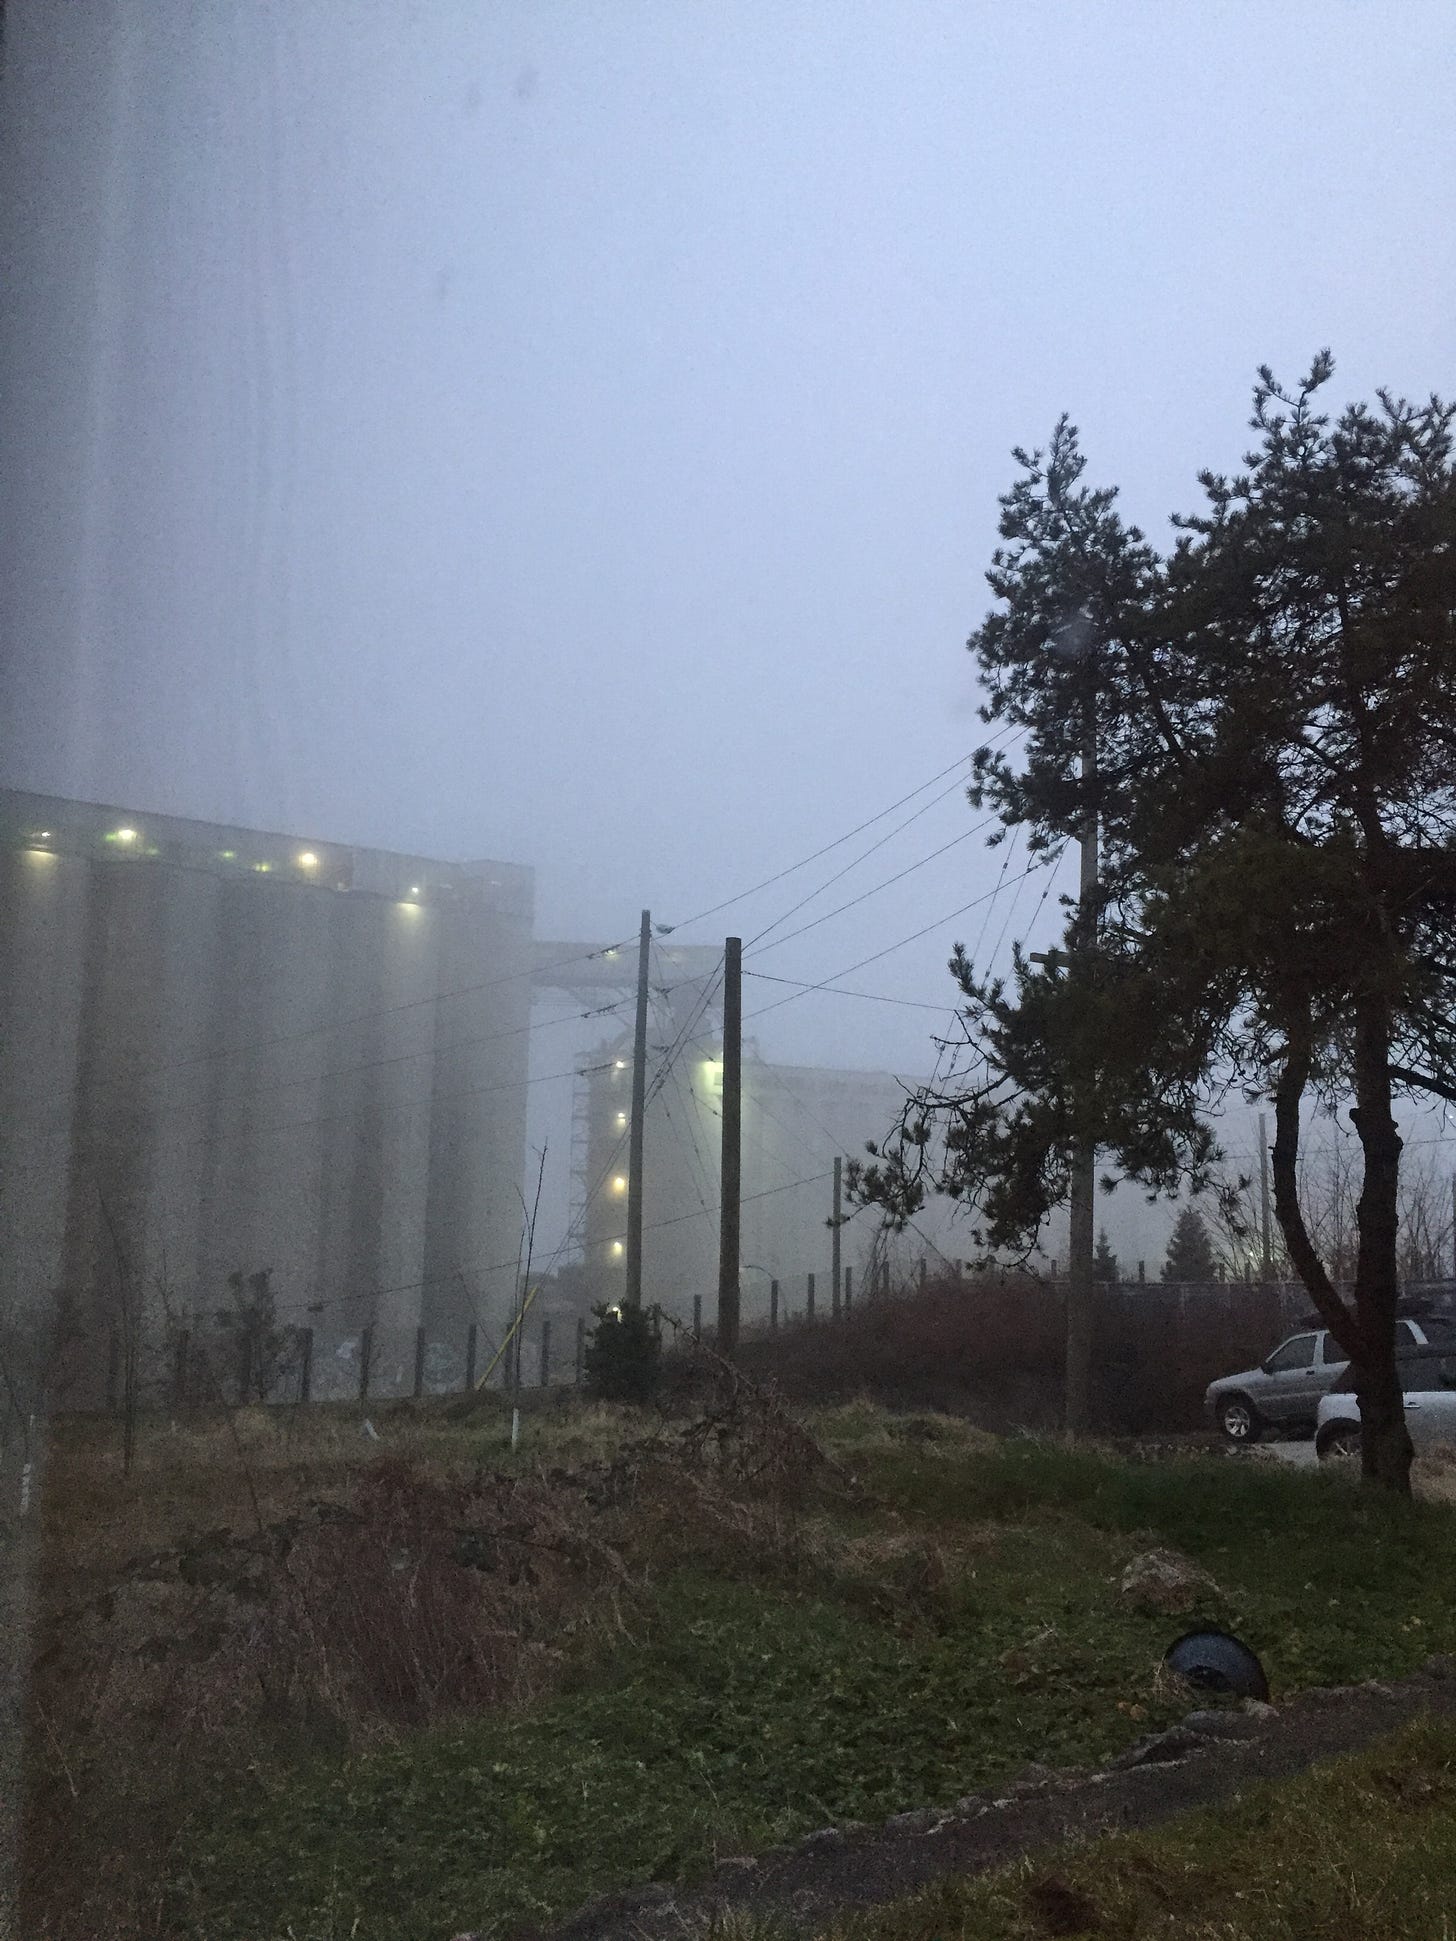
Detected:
[
  {"left": 1093, "top": 1228, "right": 1119, "bottom": 1284},
  {"left": 1161, "top": 1207, "right": 1218, "bottom": 1284},
  {"left": 583, "top": 1301, "right": 661, "bottom": 1404}
]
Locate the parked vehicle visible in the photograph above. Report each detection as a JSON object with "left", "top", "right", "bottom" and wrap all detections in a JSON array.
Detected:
[
  {"left": 1205, "top": 1314, "right": 1456, "bottom": 1444},
  {"left": 1316, "top": 1343, "right": 1456, "bottom": 1461}
]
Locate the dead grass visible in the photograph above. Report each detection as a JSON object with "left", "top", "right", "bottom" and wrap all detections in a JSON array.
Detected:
[{"left": 21, "top": 1377, "right": 833, "bottom": 1939}]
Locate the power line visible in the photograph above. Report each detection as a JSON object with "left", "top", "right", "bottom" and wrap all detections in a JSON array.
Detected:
[
  {"left": 27, "top": 934, "right": 636, "bottom": 1114},
  {"left": 741, "top": 972, "right": 957, "bottom": 1013},
  {"left": 744, "top": 773, "right": 990, "bottom": 951},
  {"left": 656, "top": 738, "right": 1019, "bottom": 937},
  {"left": 745, "top": 814, "right": 1001, "bottom": 959},
  {"left": 741, "top": 853, "right": 1061, "bottom": 1024}
]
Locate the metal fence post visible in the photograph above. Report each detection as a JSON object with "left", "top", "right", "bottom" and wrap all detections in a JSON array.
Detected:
[
  {"left": 693, "top": 1294, "right": 702, "bottom": 1339},
  {"left": 465, "top": 1322, "right": 478, "bottom": 1392},
  {"left": 918, "top": 1257, "right": 927, "bottom": 1291},
  {"left": 413, "top": 1326, "right": 427, "bottom": 1398},
  {"left": 540, "top": 1317, "right": 551, "bottom": 1387},
  {"left": 770, "top": 1279, "right": 779, "bottom": 1328},
  {"left": 806, "top": 1272, "right": 815, "bottom": 1322},
  {"left": 575, "top": 1314, "right": 586, "bottom": 1383},
  {"left": 358, "top": 1326, "right": 373, "bottom": 1402},
  {"left": 173, "top": 1328, "right": 190, "bottom": 1410},
  {"left": 299, "top": 1328, "right": 313, "bottom": 1404}
]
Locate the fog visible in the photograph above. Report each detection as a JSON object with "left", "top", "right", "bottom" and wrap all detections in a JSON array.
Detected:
[{"left": 3, "top": 1, "right": 1453, "bottom": 1258}]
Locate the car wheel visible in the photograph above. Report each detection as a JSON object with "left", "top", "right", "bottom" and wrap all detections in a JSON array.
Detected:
[
  {"left": 1317, "top": 1422, "right": 1361, "bottom": 1464},
  {"left": 1219, "top": 1395, "right": 1261, "bottom": 1445}
]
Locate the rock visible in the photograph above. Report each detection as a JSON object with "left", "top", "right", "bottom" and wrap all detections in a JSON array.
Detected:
[
  {"left": 1006, "top": 1761, "right": 1060, "bottom": 1793},
  {"left": 1296, "top": 1684, "right": 1359, "bottom": 1707},
  {"left": 1240, "top": 1698, "right": 1277, "bottom": 1719},
  {"left": 797, "top": 1828, "right": 845, "bottom": 1853},
  {"left": 885, "top": 1808, "right": 945, "bottom": 1837},
  {"left": 1116, "top": 1547, "right": 1220, "bottom": 1614},
  {"left": 1181, "top": 1708, "right": 1264, "bottom": 1740},
  {"left": 1109, "top": 1725, "right": 1209, "bottom": 1770}
]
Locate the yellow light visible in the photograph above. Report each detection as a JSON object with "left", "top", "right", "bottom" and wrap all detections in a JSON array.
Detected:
[
  {"left": 252, "top": 861, "right": 273, "bottom": 873},
  {"left": 614, "top": 1059, "right": 627, "bottom": 1070},
  {"left": 702, "top": 1059, "right": 724, "bottom": 1093},
  {"left": 615, "top": 1111, "right": 628, "bottom": 1127},
  {"left": 610, "top": 1241, "right": 624, "bottom": 1258},
  {"left": 219, "top": 849, "right": 236, "bottom": 860},
  {"left": 33, "top": 830, "right": 50, "bottom": 841},
  {"left": 298, "top": 851, "right": 319, "bottom": 869},
  {"left": 612, "top": 1175, "right": 627, "bottom": 1193},
  {"left": 112, "top": 827, "right": 137, "bottom": 844},
  {"left": 408, "top": 885, "right": 421, "bottom": 896}
]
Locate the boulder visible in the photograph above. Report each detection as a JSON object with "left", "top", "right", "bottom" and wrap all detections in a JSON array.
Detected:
[{"left": 1116, "top": 1547, "right": 1220, "bottom": 1615}]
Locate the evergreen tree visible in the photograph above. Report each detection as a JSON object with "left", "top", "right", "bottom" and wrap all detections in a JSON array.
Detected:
[
  {"left": 1160, "top": 1207, "right": 1218, "bottom": 1284},
  {"left": 853, "top": 356, "right": 1456, "bottom": 1491},
  {"left": 1093, "top": 1227, "right": 1119, "bottom": 1284},
  {"left": 582, "top": 1301, "right": 661, "bottom": 1404}
]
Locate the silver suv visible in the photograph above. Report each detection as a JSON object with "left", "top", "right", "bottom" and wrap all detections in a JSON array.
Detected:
[
  {"left": 1205, "top": 1315, "right": 1456, "bottom": 1443},
  {"left": 1316, "top": 1344, "right": 1456, "bottom": 1461}
]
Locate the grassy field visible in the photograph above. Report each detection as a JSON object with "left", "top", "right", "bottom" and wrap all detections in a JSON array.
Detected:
[{"left": 22, "top": 1391, "right": 1456, "bottom": 1939}]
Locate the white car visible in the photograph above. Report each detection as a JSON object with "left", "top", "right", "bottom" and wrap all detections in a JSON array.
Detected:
[{"left": 1315, "top": 1343, "right": 1456, "bottom": 1461}]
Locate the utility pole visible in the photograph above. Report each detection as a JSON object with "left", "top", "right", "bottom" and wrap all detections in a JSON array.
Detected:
[
  {"left": 1064, "top": 674, "right": 1099, "bottom": 1438},
  {"left": 1259, "top": 1111, "right": 1273, "bottom": 1280},
  {"left": 625, "top": 909, "right": 650, "bottom": 1308},
  {"left": 831, "top": 1157, "right": 843, "bottom": 1317},
  {"left": 717, "top": 937, "right": 742, "bottom": 1357}
]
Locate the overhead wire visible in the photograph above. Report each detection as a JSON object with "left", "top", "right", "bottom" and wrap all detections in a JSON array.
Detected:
[
  {"left": 656, "top": 751, "right": 978, "bottom": 935},
  {"left": 744, "top": 814, "right": 1001, "bottom": 959}
]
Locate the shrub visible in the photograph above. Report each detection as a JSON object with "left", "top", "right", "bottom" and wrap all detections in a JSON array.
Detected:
[{"left": 583, "top": 1302, "right": 661, "bottom": 1404}]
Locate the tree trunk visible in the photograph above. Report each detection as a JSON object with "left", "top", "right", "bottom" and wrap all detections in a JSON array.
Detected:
[{"left": 1350, "top": 997, "right": 1412, "bottom": 1494}]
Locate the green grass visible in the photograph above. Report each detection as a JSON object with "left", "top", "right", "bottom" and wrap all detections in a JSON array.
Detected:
[
  {"left": 809, "top": 1715, "right": 1456, "bottom": 1940},
  {"left": 164, "top": 1418, "right": 1456, "bottom": 1940}
]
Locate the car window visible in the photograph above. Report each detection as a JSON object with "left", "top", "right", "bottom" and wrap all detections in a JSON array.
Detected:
[
  {"left": 1396, "top": 1320, "right": 1417, "bottom": 1346},
  {"left": 1265, "top": 1333, "right": 1317, "bottom": 1373},
  {"left": 1416, "top": 1316, "right": 1456, "bottom": 1343}
]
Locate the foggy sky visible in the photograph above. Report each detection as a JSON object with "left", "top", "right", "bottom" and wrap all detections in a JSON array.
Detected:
[{"left": 3, "top": 2, "right": 1453, "bottom": 1256}]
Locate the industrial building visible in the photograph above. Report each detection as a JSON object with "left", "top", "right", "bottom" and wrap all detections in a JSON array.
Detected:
[
  {"left": 571, "top": 956, "right": 964, "bottom": 1320},
  {"left": 0, "top": 791, "right": 535, "bottom": 1374}
]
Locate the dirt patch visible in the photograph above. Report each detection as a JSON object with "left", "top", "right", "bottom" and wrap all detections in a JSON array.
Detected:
[{"left": 528, "top": 1660, "right": 1456, "bottom": 1941}]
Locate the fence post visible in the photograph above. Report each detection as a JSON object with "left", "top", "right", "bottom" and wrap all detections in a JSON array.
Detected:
[
  {"left": 806, "top": 1272, "right": 816, "bottom": 1322},
  {"left": 413, "top": 1326, "right": 427, "bottom": 1399},
  {"left": 881, "top": 1261, "right": 892, "bottom": 1299},
  {"left": 767, "top": 1278, "right": 777, "bottom": 1328},
  {"left": 918, "top": 1256, "right": 927, "bottom": 1291},
  {"left": 540, "top": 1317, "right": 551, "bottom": 1387},
  {"left": 238, "top": 1333, "right": 253, "bottom": 1406},
  {"left": 173, "top": 1328, "right": 190, "bottom": 1409},
  {"left": 693, "top": 1294, "right": 702, "bottom": 1339},
  {"left": 299, "top": 1328, "right": 313, "bottom": 1404},
  {"left": 575, "top": 1314, "right": 586, "bottom": 1383},
  {"left": 844, "top": 1266, "right": 853, "bottom": 1312},
  {"left": 465, "top": 1322, "right": 477, "bottom": 1392},
  {"left": 358, "top": 1326, "right": 373, "bottom": 1402}
]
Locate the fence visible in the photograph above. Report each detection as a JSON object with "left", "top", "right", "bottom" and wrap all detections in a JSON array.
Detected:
[{"left": 30, "top": 1311, "right": 593, "bottom": 1421}]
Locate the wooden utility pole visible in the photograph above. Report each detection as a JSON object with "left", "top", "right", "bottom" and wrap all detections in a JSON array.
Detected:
[
  {"left": 1259, "top": 1111, "right": 1273, "bottom": 1279},
  {"left": 716, "top": 936, "right": 742, "bottom": 1356},
  {"left": 1063, "top": 678, "right": 1099, "bottom": 1439},
  {"left": 625, "top": 910, "right": 651, "bottom": 1308},
  {"left": 831, "top": 1157, "right": 843, "bottom": 1317}
]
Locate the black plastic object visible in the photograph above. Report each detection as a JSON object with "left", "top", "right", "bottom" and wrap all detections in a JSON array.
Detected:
[{"left": 1164, "top": 1628, "right": 1270, "bottom": 1702}]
